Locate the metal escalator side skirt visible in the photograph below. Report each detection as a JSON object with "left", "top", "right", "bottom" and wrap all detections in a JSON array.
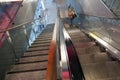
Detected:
[{"left": 46, "top": 18, "right": 58, "bottom": 80}]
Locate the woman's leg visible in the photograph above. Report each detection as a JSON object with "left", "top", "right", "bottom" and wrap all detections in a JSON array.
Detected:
[{"left": 70, "top": 19, "right": 73, "bottom": 27}]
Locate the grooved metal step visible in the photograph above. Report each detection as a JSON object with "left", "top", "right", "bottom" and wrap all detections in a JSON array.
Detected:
[
  {"left": 18, "top": 55, "right": 48, "bottom": 63},
  {"left": 82, "top": 61, "right": 120, "bottom": 80},
  {"left": 33, "top": 41, "right": 51, "bottom": 44},
  {"left": 23, "top": 50, "right": 48, "bottom": 57},
  {"left": 28, "top": 46, "right": 49, "bottom": 51},
  {"left": 8, "top": 62, "right": 47, "bottom": 73},
  {"left": 31, "top": 43, "right": 50, "bottom": 47},
  {"left": 34, "top": 39, "right": 51, "bottom": 42},
  {"left": 5, "top": 70, "right": 46, "bottom": 80},
  {"left": 78, "top": 53, "right": 112, "bottom": 64}
]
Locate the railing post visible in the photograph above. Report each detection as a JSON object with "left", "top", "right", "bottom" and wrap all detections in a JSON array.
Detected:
[
  {"left": 23, "top": 25, "right": 30, "bottom": 47},
  {"left": 6, "top": 31, "right": 18, "bottom": 61}
]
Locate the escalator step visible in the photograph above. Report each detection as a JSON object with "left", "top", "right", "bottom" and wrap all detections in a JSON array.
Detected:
[
  {"left": 27, "top": 47, "right": 49, "bottom": 52},
  {"left": 30, "top": 44, "right": 50, "bottom": 48},
  {"left": 33, "top": 41, "right": 51, "bottom": 44},
  {"left": 36, "top": 36, "right": 52, "bottom": 39},
  {"left": 33, "top": 40, "right": 50, "bottom": 44},
  {"left": 8, "top": 62, "right": 47, "bottom": 73},
  {"left": 18, "top": 55, "right": 48, "bottom": 63},
  {"left": 40, "top": 34, "right": 52, "bottom": 37},
  {"left": 78, "top": 52, "right": 112, "bottom": 64},
  {"left": 97, "top": 77, "right": 120, "bottom": 80},
  {"left": 35, "top": 38, "right": 52, "bottom": 41},
  {"left": 5, "top": 70, "right": 46, "bottom": 80},
  {"left": 76, "top": 45, "right": 100, "bottom": 55},
  {"left": 31, "top": 43, "right": 50, "bottom": 47},
  {"left": 28, "top": 46, "right": 49, "bottom": 51},
  {"left": 34, "top": 39, "right": 51, "bottom": 42},
  {"left": 82, "top": 61, "right": 120, "bottom": 80},
  {"left": 24, "top": 50, "right": 48, "bottom": 57}
]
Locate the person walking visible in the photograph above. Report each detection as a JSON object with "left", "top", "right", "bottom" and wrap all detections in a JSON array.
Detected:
[{"left": 68, "top": 7, "right": 77, "bottom": 27}]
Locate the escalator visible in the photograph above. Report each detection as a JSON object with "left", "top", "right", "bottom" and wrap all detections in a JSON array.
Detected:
[
  {"left": 5, "top": 24, "right": 54, "bottom": 80},
  {"left": 66, "top": 27, "right": 120, "bottom": 80}
]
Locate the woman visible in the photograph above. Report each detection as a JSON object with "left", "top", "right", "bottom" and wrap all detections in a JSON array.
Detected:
[{"left": 68, "top": 7, "right": 77, "bottom": 27}]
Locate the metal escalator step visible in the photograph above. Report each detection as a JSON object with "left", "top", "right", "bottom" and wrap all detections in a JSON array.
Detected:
[
  {"left": 28, "top": 46, "right": 49, "bottom": 51},
  {"left": 37, "top": 34, "right": 52, "bottom": 37},
  {"left": 97, "top": 77, "right": 120, "bottom": 80},
  {"left": 40, "top": 32, "right": 53, "bottom": 35},
  {"left": 31, "top": 43, "right": 50, "bottom": 47},
  {"left": 82, "top": 61, "right": 120, "bottom": 80},
  {"left": 72, "top": 38, "right": 91, "bottom": 42},
  {"left": 67, "top": 29, "right": 80, "bottom": 33},
  {"left": 35, "top": 38, "right": 52, "bottom": 41},
  {"left": 68, "top": 30, "right": 91, "bottom": 42},
  {"left": 76, "top": 44, "right": 100, "bottom": 55},
  {"left": 33, "top": 41, "right": 51, "bottom": 44},
  {"left": 8, "top": 62, "right": 47, "bottom": 73},
  {"left": 42, "top": 28, "right": 53, "bottom": 31},
  {"left": 30, "top": 44, "right": 50, "bottom": 48},
  {"left": 70, "top": 34, "right": 87, "bottom": 39},
  {"left": 40, "top": 31, "right": 53, "bottom": 33},
  {"left": 70, "top": 36, "right": 91, "bottom": 42},
  {"left": 34, "top": 39, "right": 51, "bottom": 42},
  {"left": 37, "top": 37, "right": 52, "bottom": 39},
  {"left": 69, "top": 31, "right": 83, "bottom": 34},
  {"left": 72, "top": 35, "right": 91, "bottom": 41},
  {"left": 33, "top": 40, "right": 51, "bottom": 44},
  {"left": 40, "top": 34, "right": 52, "bottom": 37},
  {"left": 27, "top": 47, "right": 49, "bottom": 52},
  {"left": 5, "top": 70, "right": 46, "bottom": 80},
  {"left": 69, "top": 34, "right": 86, "bottom": 38},
  {"left": 78, "top": 53, "right": 112, "bottom": 64},
  {"left": 18, "top": 55, "right": 48, "bottom": 63},
  {"left": 85, "top": 46, "right": 100, "bottom": 54},
  {"left": 24, "top": 50, "right": 48, "bottom": 57},
  {"left": 69, "top": 31, "right": 85, "bottom": 34},
  {"left": 74, "top": 42, "right": 95, "bottom": 48},
  {"left": 35, "top": 37, "right": 52, "bottom": 40},
  {"left": 16, "top": 60, "right": 48, "bottom": 65},
  {"left": 22, "top": 53, "right": 48, "bottom": 58}
]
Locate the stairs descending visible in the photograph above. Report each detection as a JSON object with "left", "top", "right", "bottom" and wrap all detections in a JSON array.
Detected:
[
  {"left": 66, "top": 27, "right": 120, "bottom": 80},
  {"left": 5, "top": 24, "right": 54, "bottom": 80}
]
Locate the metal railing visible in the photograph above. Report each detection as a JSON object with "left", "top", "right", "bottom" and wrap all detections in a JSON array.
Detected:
[
  {"left": 102, "top": 0, "right": 120, "bottom": 18},
  {"left": 0, "top": 16, "right": 46, "bottom": 79},
  {"left": 76, "top": 13, "right": 120, "bottom": 60}
]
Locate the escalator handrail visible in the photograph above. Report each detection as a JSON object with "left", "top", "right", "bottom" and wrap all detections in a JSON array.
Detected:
[
  {"left": 78, "top": 13, "right": 120, "bottom": 20},
  {"left": 46, "top": 7, "right": 72, "bottom": 79},
  {"left": 59, "top": 18, "right": 72, "bottom": 80}
]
